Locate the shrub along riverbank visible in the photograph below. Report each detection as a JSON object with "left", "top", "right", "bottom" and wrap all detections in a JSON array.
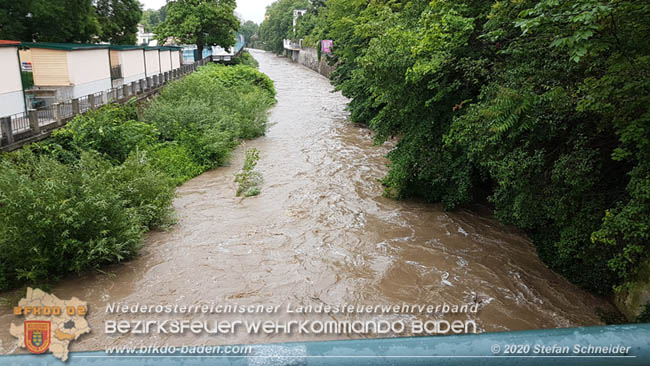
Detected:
[{"left": 0, "top": 63, "right": 275, "bottom": 291}]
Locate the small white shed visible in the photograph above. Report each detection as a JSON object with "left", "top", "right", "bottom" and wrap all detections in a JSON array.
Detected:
[
  {"left": 0, "top": 41, "right": 26, "bottom": 116},
  {"left": 159, "top": 49, "right": 172, "bottom": 72},
  {"left": 22, "top": 42, "right": 111, "bottom": 100},
  {"left": 144, "top": 48, "right": 160, "bottom": 77},
  {"left": 171, "top": 49, "right": 181, "bottom": 69},
  {"left": 109, "top": 45, "right": 146, "bottom": 84}
]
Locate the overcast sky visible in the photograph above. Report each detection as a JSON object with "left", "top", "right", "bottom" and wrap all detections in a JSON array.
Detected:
[{"left": 139, "top": 0, "right": 275, "bottom": 24}]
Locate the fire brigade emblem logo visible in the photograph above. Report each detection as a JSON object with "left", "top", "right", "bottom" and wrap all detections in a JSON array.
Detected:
[{"left": 24, "top": 320, "right": 51, "bottom": 354}]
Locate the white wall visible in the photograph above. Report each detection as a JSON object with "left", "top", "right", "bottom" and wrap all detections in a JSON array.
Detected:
[
  {"left": 145, "top": 50, "right": 160, "bottom": 76},
  {"left": 67, "top": 49, "right": 110, "bottom": 85},
  {"left": 0, "top": 47, "right": 26, "bottom": 116},
  {"left": 119, "top": 49, "right": 146, "bottom": 83},
  {"left": 159, "top": 50, "right": 171, "bottom": 72},
  {"left": 67, "top": 49, "right": 111, "bottom": 98},
  {"left": 171, "top": 51, "right": 181, "bottom": 69}
]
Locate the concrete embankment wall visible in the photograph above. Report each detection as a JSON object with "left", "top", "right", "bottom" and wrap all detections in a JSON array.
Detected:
[{"left": 286, "top": 47, "right": 334, "bottom": 79}]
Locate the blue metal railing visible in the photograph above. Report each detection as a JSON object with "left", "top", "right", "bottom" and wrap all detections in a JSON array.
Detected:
[
  {"left": 233, "top": 33, "right": 246, "bottom": 55},
  {"left": 2, "top": 323, "right": 649, "bottom": 365}
]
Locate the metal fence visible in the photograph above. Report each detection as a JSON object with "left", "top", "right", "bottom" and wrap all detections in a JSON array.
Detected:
[
  {"left": 10, "top": 113, "right": 30, "bottom": 134},
  {"left": 1, "top": 57, "right": 210, "bottom": 149}
]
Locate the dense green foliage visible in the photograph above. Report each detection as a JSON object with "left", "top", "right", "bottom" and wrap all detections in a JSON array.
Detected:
[
  {"left": 0, "top": 64, "right": 275, "bottom": 290},
  {"left": 140, "top": 7, "right": 167, "bottom": 33},
  {"left": 259, "top": 0, "right": 309, "bottom": 53},
  {"left": 264, "top": 0, "right": 650, "bottom": 296},
  {"left": 143, "top": 64, "right": 275, "bottom": 183},
  {"left": 0, "top": 0, "right": 141, "bottom": 43},
  {"left": 240, "top": 20, "right": 260, "bottom": 44},
  {"left": 232, "top": 51, "right": 260, "bottom": 68},
  {"left": 95, "top": 0, "right": 142, "bottom": 45},
  {"left": 156, "top": 0, "right": 239, "bottom": 59}
]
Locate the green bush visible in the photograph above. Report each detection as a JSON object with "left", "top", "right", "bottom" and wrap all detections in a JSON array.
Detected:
[
  {"left": 0, "top": 152, "right": 144, "bottom": 289},
  {"left": 143, "top": 63, "right": 274, "bottom": 173},
  {"left": 65, "top": 103, "right": 158, "bottom": 163},
  {"left": 147, "top": 142, "right": 206, "bottom": 185},
  {"left": 105, "top": 151, "right": 176, "bottom": 228},
  {"left": 232, "top": 51, "right": 260, "bottom": 68}
]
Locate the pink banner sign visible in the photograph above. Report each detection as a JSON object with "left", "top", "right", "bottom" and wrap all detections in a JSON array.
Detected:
[{"left": 321, "top": 40, "right": 333, "bottom": 54}]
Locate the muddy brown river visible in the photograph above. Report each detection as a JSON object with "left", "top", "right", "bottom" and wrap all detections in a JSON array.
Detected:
[{"left": 0, "top": 49, "right": 615, "bottom": 354}]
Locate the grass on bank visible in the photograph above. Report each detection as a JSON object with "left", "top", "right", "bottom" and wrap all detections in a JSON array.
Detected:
[{"left": 0, "top": 63, "right": 276, "bottom": 291}]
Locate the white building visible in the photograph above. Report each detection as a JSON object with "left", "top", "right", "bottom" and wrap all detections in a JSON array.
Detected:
[
  {"left": 144, "top": 47, "right": 161, "bottom": 77},
  {"left": 159, "top": 49, "right": 172, "bottom": 72},
  {"left": 109, "top": 45, "right": 147, "bottom": 84},
  {"left": 21, "top": 42, "right": 112, "bottom": 101},
  {"left": 0, "top": 41, "right": 26, "bottom": 116},
  {"left": 137, "top": 24, "right": 155, "bottom": 46}
]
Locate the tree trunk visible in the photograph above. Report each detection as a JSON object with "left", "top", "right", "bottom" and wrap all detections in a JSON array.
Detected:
[{"left": 196, "top": 42, "right": 204, "bottom": 61}]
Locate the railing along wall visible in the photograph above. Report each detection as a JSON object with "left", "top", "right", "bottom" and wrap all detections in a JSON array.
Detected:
[{"left": 0, "top": 57, "right": 212, "bottom": 151}]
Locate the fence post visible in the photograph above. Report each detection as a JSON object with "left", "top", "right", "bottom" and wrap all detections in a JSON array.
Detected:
[
  {"left": 122, "top": 84, "right": 129, "bottom": 98},
  {"left": 88, "top": 94, "right": 96, "bottom": 110},
  {"left": 146, "top": 77, "right": 152, "bottom": 91},
  {"left": 139, "top": 79, "right": 145, "bottom": 94},
  {"left": 0, "top": 117, "right": 13, "bottom": 146},
  {"left": 53, "top": 103, "right": 63, "bottom": 126},
  {"left": 136, "top": 103, "right": 144, "bottom": 121},
  {"left": 72, "top": 98, "right": 80, "bottom": 115},
  {"left": 28, "top": 109, "right": 41, "bottom": 134},
  {"left": 154, "top": 74, "right": 159, "bottom": 88}
]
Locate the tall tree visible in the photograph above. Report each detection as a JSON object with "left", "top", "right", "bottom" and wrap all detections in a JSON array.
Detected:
[
  {"left": 259, "top": 0, "right": 308, "bottom": 54},
  {"left": 141, "top": 7, "right": 167, "bottom": 32},
  {"left": 0, "top": 0, "right": 142, "bottom": 44},
  {"left": 0, "top": 0, "right": 31, "bottom": 41},
  {"left": 95, "top": 0, "right": 142, "bottom": 45},
  {"left": 28, "top": 0, "right": 99, "bottom": 42},
  {"left": 156, "top": 0, "right": 239, "bottom": 58},
  {"left": 239, "top": 20, "right": 259, "bottom": 44},
  {"left": 28, "top": 0, "right": 100, "bottom": 42}
]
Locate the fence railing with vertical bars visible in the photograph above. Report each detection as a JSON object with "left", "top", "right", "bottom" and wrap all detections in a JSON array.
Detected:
[{"left": 0, "top": 57, "right": 212, "bottom": 150}]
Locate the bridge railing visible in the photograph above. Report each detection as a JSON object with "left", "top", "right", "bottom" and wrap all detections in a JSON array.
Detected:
[{"left": 0, "top": 57, "right": 211, "bottom": 151}]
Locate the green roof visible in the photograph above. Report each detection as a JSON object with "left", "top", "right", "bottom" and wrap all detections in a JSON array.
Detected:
[
  {"left": 108, "top": 45, "right": 145, "bottom": 51},
  {"left": 20, "top": 42, "right": 109, "bottom": 51},
  {"left": 144, "top": 46, "right": 183, "bottom": 51},
  {"left": 18, "top": 42, "right": 182, "bottom": 52}
]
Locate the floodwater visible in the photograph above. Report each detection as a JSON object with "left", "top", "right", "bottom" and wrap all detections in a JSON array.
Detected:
[{"left": 0, "top": 49, "right": 615, "bottom": 354}]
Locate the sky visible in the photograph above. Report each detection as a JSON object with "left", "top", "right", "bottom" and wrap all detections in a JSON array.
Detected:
[{"left": 139, "top": 0, "right": 276, "bottom": 24}]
